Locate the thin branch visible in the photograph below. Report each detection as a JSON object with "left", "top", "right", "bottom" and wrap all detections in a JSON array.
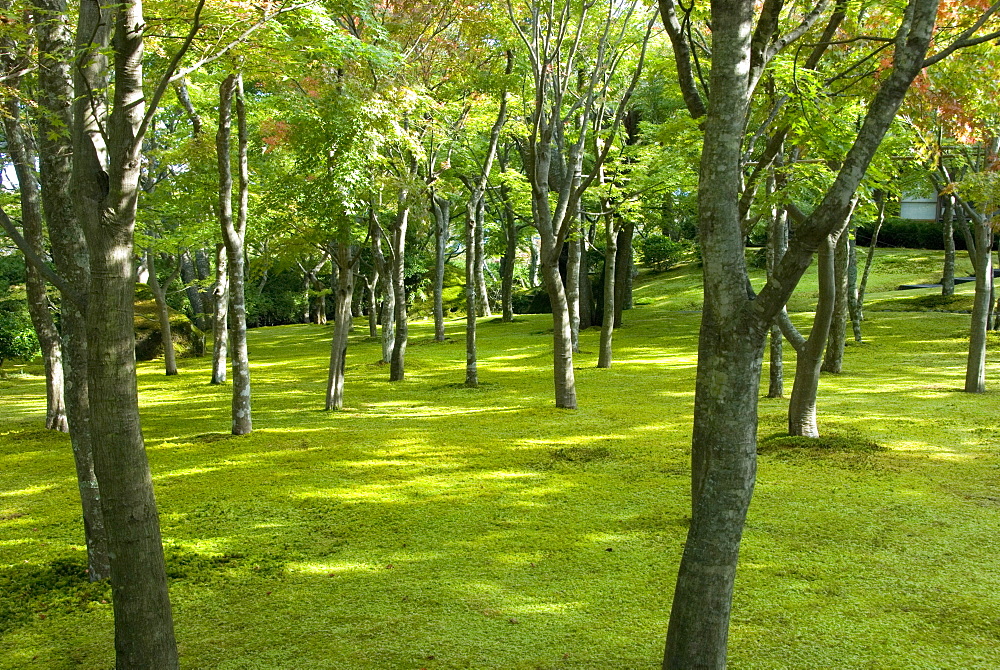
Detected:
[{"left": 0, "top": 208, "right": 86, "bottom": 311}]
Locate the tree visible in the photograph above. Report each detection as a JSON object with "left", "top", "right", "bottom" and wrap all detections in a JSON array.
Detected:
[
  {"left": 656, "top": 0, "right": 994, "bottom": 665},
  {"left": 218, "top": 72, "right": 253, "bottom": 435}
]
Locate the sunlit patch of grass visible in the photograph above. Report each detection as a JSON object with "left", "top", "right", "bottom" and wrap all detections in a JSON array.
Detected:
[{"left": 1, "top": 250, "right": 1000, "bottom": 668}]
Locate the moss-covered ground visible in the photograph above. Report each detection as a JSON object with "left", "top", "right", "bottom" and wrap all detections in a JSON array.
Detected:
[{"left": 1, "top": 249, "right": 998, "bottom": 669}]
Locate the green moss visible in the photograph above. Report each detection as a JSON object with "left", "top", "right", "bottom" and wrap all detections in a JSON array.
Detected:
[{"left": 2, "top": 250, "right": 1000, "bottom": 669}]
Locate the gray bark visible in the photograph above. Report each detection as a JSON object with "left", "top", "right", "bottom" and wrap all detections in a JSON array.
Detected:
[
  {"left": 218, "top": 73, "right": 252, "bottom": 434},
  {"left": 965, "top": 203, "right": 992, "bottom": 393},
  {"left": 144, "top": 251, "right": 181, "bottom": 375},
  {"left": 389, "top": 190, "right": 410, "bottom": 382},
  {"left": 499, "top": 177, "right": 519, "bottom": 322},
  {"left": 567, "top": 222, "right": 582, "bottom": 354},
  {"left": 857, "top": 189, "right": 886, "bottom": 320},
  {"left": 765, "top": 185, "right": 788, "bottom": 398},
  {"left": 613, "top": 220, "right": 634, "bottom": 327},
  {"left": 1, "top": 86, "right": 68, "bottom": 432},
  {"left": 32, "top": 0, "right": 110, "bottom": 580},
  {"left": 178, "top": 251, "right": 207, "bottom": 355},
  {"left": 942, "top": 194, "right": 956, "bottom": 296},
  {"left": 431, "top": 192, "right": 449, "bottom": 341},
  {"left": 597, "top": 210, "right": 617, "bottom": 368},
  {"left": 847, "top": 234, "right": 862, "bottom": 342},
  {"left": 211, "top": 243, "right": 228, "bottom": 384},
  {"left": 465, "top": 198, "right": 479, "bottom": 387},
  {"left": 370, "top": 210, "right": 394, "bottom": 364},
  {"left": 822, "top": 213, "right": 853, "bottom": 374},
  {"left": 326, "top": 243, "right": 357, "bottom": 410}
]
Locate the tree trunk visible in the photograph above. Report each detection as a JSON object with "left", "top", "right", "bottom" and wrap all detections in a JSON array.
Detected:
[
  {"left": 613, "top": 220, "right": 634, "bottom": 327},
  {"left": 822, "top": 210, "right": 854, "bottom": 373},
  {"left": 145, "top": 251, "right": 179, "bottom": 376},
  {"left": 765, "top": 193, "right": 788, "bottom": 398},
  {"left": 178, "top": 251, "right": 206, "bottom": 355},
  {"left": 965, "top": 206, "right": 993, "bottom": 393},
  {"left": 857, "top": 190, "right": 886, "bottom": 321},
  {"left": 942, "top": 195, "right": 956, "bottom": 296},
  {"left": 218, "top": 74, "right": 252, "bottom": 434},
  {"left": 465, "top": 198, "right": 479, "bottom": 387},
  {"left": 500, "top": 183, "right": 518, "bottom": 323},
  {"left": 33, "top": 0, "right": 110, "bottom": 579},
  {"left": 475, "top": 207, "right": 490, "bottom": 317},
  {"left": 597, "top": 212, "right": 617, "bottom": 368},
  {"left": 528, "top": 234, "right": 539, "bottom": 287},
  {"left": 211, "top": 243, "right": 228, "bottom": 384},
  {"left": 567, "top": 227, "right": 582, "bottom": 353},
  {"left": 389, "top": 191, "right": 410, "bottom": 381},
  {"left": 370, "top": 209, "right": 394, "bottom": 363},
  {"left": 788, "top": 235, "right": 840, "bottom": 437},
  {"left": 847, "top": 234, "right": 863, "bottom": 342},
  {"left": 365, "top": 270, "right": 379, "bottom": 339},
  {"left": 326, "top": 243, "right": 356, "bottom": 410},
  {"left": 432, "top": 193, "right": 449, "bottom": 341},
  {"left": 1, "top": 90, "right": 68, "bottom": 431},
  {"left": 662, "top": 1, "right": 938, "bottom": 665},
  {"left": 75, "top": 0, "right": 178, "bottom": 663}
]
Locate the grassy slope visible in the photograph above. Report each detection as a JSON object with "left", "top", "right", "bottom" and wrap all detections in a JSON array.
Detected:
[{"left": 1, "top": 249, "right": 998, "bottom": 669}]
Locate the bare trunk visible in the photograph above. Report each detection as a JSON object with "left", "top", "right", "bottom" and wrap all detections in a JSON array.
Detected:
[
  {"left": 857, "top": 190, "right": 886, "bottom": 320},
  {"left": 528, "top": 234, "right": 539, "bottom": 287},
  {"left": 567, "top": 229, "right": 582, "bottom": 354},
  {"left": 766, "top": 171, "right": 787, "bottom": 397},
  {"left": 942, "top": 195, "right": 956, "bottom": 296},
  {"left": 432, "top": 193, "right": 449, "bottom": 341},
  {"left": 211, "top": 243, "right": 228, "bottom": 384},
  {"left": 1, "top": 91, "right": 68, "bottom": 431},
  {"left": 822, "top": 212, "right": 853, "bottom": 373},
  {"left": 178, "top": 251, "right": 205, "bottom": 355},
  {"left": 465, "top": 199, "right": 479, "bottom": 387},
  {"left": 365, "top": 270, "right": 379, "bottom": 338},
  {"left": 33, "top": 0, "right": 109, "bottom": 579},
  {"left": 371, "top": 210, "right": 394, "bottom": 363},
  {"left": 965, "top": 208, "right": 993, "bottom": 393},
  {"left": 475, "top": 204, "right": 491, "bottom": 316},
  {"left": 389, "top": 192, "right": 410, "bottom": 381},
  {"left": 500, "top": 183, "right": 518, "bottom": 322},
  {"left": 218, "top": 74, "right": 252, "bottom": 434},
  {"left": 613, "top": 221, "right": 634, "bottom": 327},
  {"left": 847, "top": 234, "right": 863, "bottom": 342},
  {"left": 75, "top": 0, "right": 178, "bottom": 662},
  {"left": 597, "top": 216, "right": 617, "bottom": 368},
  {"left": 541, "top": 259, "right": 576, "bottom": 408},
  {"left": 145, "top": 251, "right": 178, "bottom": 376},
  {"left": 326, "top": 244, "right": 355, "bottom": 410}
]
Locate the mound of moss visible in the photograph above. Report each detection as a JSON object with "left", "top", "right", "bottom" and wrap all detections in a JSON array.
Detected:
[
  {"left": 133, "top": 289, "right": 203, "bottom": 360},
  {"left": 866, "top": 293, "right": 974, "bottom": 313}
]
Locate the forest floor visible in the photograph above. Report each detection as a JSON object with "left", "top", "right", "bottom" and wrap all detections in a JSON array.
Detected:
[{"left": 1, "top": 249, "right": 998, "bottom": 669}]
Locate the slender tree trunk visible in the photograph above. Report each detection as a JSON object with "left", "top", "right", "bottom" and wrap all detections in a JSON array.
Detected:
[
  {"left": 179, "top": 251, "right": 206, "bottom": 355},
  {"left": 218, "top": 73, "right": 252, "bottom": 434},
  {"left": 847, "top": 234, "right": 862, "bottom": 342},
  {"left": 370, "top": 209, "right": 394, "bottom": 363},
  {"left": 465, "top": 198, "right": 479, "bottom": 387},
  {"left": 942, "top": 195, "right": 956, "bottom": 296},
  {"left": 326, "top": 243, "right": 356, "bottom": 410},
  {"left": 766, "top": 191, "right": 788, "bottom": 398},
  {"left": 475, "top": 202, "right": 491, "bottom": 317},
  {"left": 33, "top": 0, "right": 109, "bottom": 579},
  {"left": 598, "top": 212, "right": 618, "bottom": 368},
  {"left": 389, "top": 191, "right": 410, "bottom": 381},
  {"left": 528, "top": 234, "right": 539, "bottom": 288},
  {"left": 211, "top": 243, "right": 228, "bottom": 384},
  {"left": 366, "top": 270, "right": 379, "bottom": 339},
  {"left": 822, "top": 203, "right": 856, "bottom": 374},
  {"left": 75, "top": 0, "right": 178, "bottom": 663},
  {"left": 500, "top": 183, "right": 518, "bottom": 322},
  {"left": 613, "top": 220, "right": 634, "bottom": 327},
  {"left": 145, "top": 251, "right": 179, "bottom": 376},
  {"left": 1, "top": 91, "right": 68, "bottom": 431},
  {"left": 432, "top": 193, "right": 449, "bottom": 341},
  {"left": 857, "top": 190, "right": 886, "bottom": 320},
  {"left": 965, "top": 207, "right": 993, "bottom": 393},
  {"left": 567, "top": 225, "right": 582, "bottom": 354},
  {"left": 788, "top": 235, "right": 841, "bottom": 437}
]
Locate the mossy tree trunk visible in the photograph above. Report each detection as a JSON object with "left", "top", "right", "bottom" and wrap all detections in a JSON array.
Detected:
[
  {"left": 431, "top": 192, "right": 450, "bottom": 342},
  {"left": 73, "top": 0, "right": 191, "bottom": 661},
  {"left": 32, "top": 0, "right": 110, "bottom": 579},
  {"left": 659, "top": 0, "right": 937, "bottom": 665},
  {"left": 942, "top": 194, "right": 956, "bottom": 296},
  {"left": 822, "top": 213, "right": 853, "bottom": 374},
  {"left": 963, "top": 200, "right": 993, "bottom": 393},
  {"left": 598, "top": 208, "right": 618, "bottom": 368}
]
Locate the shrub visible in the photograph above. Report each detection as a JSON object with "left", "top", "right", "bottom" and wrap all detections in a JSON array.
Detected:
[{"left": 638, "top": 235, "right": 690, "bottom": 271}]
